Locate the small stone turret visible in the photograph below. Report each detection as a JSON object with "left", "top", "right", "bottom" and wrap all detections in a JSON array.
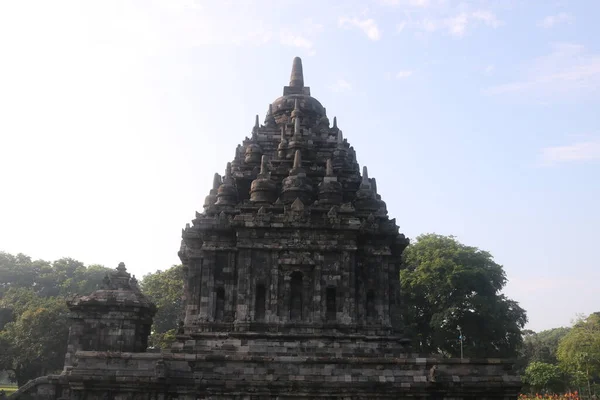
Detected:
[
  {"left": 65, "top": 262, "right": 156, "bottom": 367},
  {"left": 215, "top": 162, "right": 237, "bottom": 206},
  {"left": 203, "top": 173, "right": 221, "bottom": 210},
  {"left": 277, "top": 125, "right": 288, "bottom": 159},
  {"left": 332, "top": 130, "right": 347, "bottom": 169},
  {"left": 280, "top": 150, "right": 313, "bottom": 205},
  {"left": 291, "top": 98, "right": 302, "bottom": 120},
  {"left": 317, "top": 159, "right": 343, "bottom": 205},
  {"left": 244, "top": 142, "right": 262, "bottom": 164},
  {"left": 354, "top": 166, "right": 380, "bottom": 211},
  {"left": 287, "top": 116, "right": 310, "bottom": 158},
  {"left": 265, "top": 104, "right": 276, "bottom": 127},
  {"left": 250, "top": 155, "right": 276, "bottom": 204},
  {"left": 245, "top": 117, "right": 263, "bottom": 164}
]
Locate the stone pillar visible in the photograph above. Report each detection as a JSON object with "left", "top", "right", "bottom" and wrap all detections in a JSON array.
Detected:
[
  {"left": 235, "top": 250, "right": 250, "bottom": 324},
  {"left": 269, "top": 261, "right": 279, "bottom": 323},
  {"left": 312, "top": 261, "right": 322, "bottom": 323},
  {"left": 201, "top": 252, "right": 214, "bottom": 322}
]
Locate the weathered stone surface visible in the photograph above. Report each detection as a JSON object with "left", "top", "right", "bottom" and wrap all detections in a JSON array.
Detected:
[{"left": 11, "top": 57, "right": 521, "bottom": 400}]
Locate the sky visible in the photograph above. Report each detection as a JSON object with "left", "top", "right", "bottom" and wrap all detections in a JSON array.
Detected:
[{"left": 0, "top": 0, "right": 599, "bottom": 332}]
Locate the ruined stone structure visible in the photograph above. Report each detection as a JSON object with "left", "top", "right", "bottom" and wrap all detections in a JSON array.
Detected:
[{"left": 12, "top": 58, "right": 521, "bottom": 400}]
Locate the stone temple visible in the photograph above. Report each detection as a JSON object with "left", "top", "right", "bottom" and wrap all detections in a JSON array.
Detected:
[{"left": 13, "top": 58, "right": 521, "bottom": 399}]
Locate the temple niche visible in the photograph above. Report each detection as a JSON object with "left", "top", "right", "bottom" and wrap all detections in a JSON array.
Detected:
[{"left": 12, "top": 57, "right": 521, "bottom": 400}]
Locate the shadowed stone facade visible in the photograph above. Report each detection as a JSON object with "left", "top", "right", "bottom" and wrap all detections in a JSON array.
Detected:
[{"left": 11, "top": 58, "right": 521, "bottom": 400}]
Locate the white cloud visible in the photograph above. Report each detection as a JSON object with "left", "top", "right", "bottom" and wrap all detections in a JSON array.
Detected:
[
  {"left": 396, "top": 70, "right": 414, "bottom": 79},
  {"left": 540, "top": 139, "right": 600, "bottom": 164},
  {"left": 378, "top": 0, "right": 430, "bottom": 7},
  {"left": 471, "top": 10, "right": 502, "bottom": 28},
  {"left": 446, "top": 13, "right": 469, "bottom": 36},
  {"left": 412, "top": 10, "right": 501, "bottom": 37},
  {"left": 410, "top": 0, "right": 431, "bottom": 6},
  {"left": 421, "top": 18, "right": 438, "bottom": 32},
  {"left": 338, "top": 17, "right": 382, "bottom": 41},
  {"left": 280, "top": 34, "right": 315, "bottom": 55},
  {"left": 484, "top": 64, "right": 495, "bottom": 75},
  {"left": 330, "top": 79, "right": 352, "bottom": 93},
  {"left": 486, "top": 43, "right": 600, "bottom": 99},
  {"left": 538, "top": 12, "right": 574, "bottom": 29}
]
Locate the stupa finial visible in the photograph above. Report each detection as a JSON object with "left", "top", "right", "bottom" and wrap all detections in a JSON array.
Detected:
[
  {"left": 260, "top": 155, "right": 269, "bottom": 175},
  {"left": 333, "top": 116, "right": 338, "bottom": 129},
  {"left": 265, "top": 104, "right": 276, "bottom": 127},
  {"left": 362, "top": 166, "right": 369, "bottom": 183},
  {"left": 293, "top": 150, "right": 302, "bottom": 169},
  {"left": 212, "top": 173, "right": 221, "bottom": 190},
  {"left": 337, "top": 130, "right": 343, "bottom": 145},
  {"left": 294, "top": 116, "right": 301, "bottom": 136},
  {"left": 254, "top": 114, "right": 259, "bottom": 129},
  {"left": 225, "top": 162, "right": 232, "bottom": 179},
  {"left": 326, "top": 159, "right": 334, "bottom": 177},
  {"left": 289, "top": 57, "right": 304, "bottom": 87}
]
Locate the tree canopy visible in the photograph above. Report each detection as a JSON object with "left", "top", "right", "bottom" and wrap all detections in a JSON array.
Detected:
[
  {"left": 0, "top": 252, "right": 111, "bottom": 386},
  {"left": 557, "top": 313, "right": 600, "bottom": 396},
  {"left": 522, "top": 361, "right": 565, "bottom": 394},
  {"left": 400, "top": 234, "right": 527, "bottom": 358},
  {"left": 140, "top": 265, "right": 184, "bottom": 349}
]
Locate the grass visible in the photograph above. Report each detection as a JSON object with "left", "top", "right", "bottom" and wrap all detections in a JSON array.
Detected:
[{"left": 0, "top": 385, "right": 18, "bottom": 395}]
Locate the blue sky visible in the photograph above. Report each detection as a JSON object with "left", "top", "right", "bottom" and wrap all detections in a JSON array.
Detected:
[{"left": 0, "top": 0, "right": 598, "bottom": 332}]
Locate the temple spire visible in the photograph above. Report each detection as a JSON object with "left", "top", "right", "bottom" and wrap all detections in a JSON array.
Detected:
[
  {"left": 260, "top": 155, "right": 268, "bottom": 175},
  {"left": 289, "top": 57, "right": 304, "bottom": 87},
  {"left": 293, "top": 149, "right": 302, "bottom": 169},
  {"left": 362, "top": 166, "right": 369, "bottom": 184},
  {"left": 294, "top": 116, "right": 301, "bottom": 136},
  {"left": 333, "top": 116, "right": 338, "bottom": 129},
  {"left": 265, "top": 104, "right": 276, "bottom": 127},
  {"left": 212, "top": 173, "right": 221, "bottom": 189},
  {"left": 252, "top": 115, "right": 259, "bottom": 140}
]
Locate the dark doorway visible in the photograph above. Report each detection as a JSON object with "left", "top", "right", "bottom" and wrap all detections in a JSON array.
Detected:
[
  {"left": 215, "top": 287, "right": 225, "bottom": 321},
  {"left": 255, "top": 283, "right": 266, "bottom": 321},
  {"left": 326, "top": 287, "right": 336, "bottom": 321},
  {"left": 290, "top": 272, "right": 303, "bottom": 321},
  {"left": 366, "top": 290, "right": 375, "bottom": 320}
]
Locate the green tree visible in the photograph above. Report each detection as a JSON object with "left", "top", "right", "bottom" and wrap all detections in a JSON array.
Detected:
[
  {"left": 0, "top": 251, "right": 111, "bottom": 386},
  {"left": 400, "top": 234, "right": 527, "bottom": 358},
  {"left": 557, "top": 313, "right": 600, "bottom": 397},
  {"left": 0, "top": 252, "right": 110, "bottom": 298},
  {"left": 140, "top": 265, "right": 184, "bottom": 349},
  {"left": 522, "top": 361, "right": 565, "bottom": 394},
  {"left": 0, "top": 297, "right": 69, "bottom": 386},
  {"left": 518, "top": 327, "right": 571, "bottom": 372}
]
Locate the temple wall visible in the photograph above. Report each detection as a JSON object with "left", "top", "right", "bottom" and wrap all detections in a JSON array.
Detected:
[{"left": 11, "top": 352, "right": 519, "bottom": 400}]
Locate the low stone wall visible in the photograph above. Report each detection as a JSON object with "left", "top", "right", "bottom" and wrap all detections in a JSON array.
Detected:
[{"left": 10, "top": 350, "right": 519, "bottom": 400}]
